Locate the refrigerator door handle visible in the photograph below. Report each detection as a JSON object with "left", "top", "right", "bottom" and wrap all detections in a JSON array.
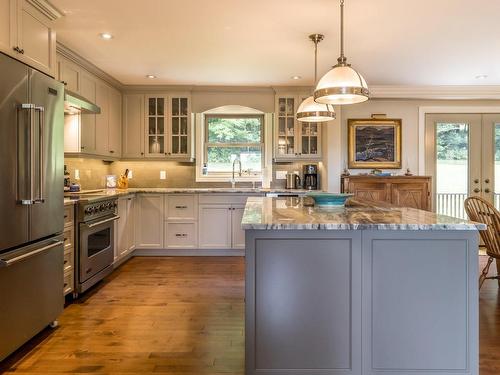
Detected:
[
  {"left": 33, "top": 106, "right": 45, "bottom": 204},
  {"left": 0, "top": 240, "right": 63, "bottom": 267},
  {"left": 16, "top": 104, "right": 35, "bottom": 205}
]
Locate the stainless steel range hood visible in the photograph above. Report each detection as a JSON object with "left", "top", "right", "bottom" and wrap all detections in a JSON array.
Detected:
[{"left": 64, "top": 90, "right": 101, "bottom": 115}]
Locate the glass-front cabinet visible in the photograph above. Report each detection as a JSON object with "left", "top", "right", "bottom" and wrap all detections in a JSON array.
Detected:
[
  {"left": 144, "top": 94, "right": 191, "bottom": 159},
  {"left": 169, "top": 97, "right": 190, "bottom": 157},
  {"left": 274, "top": 95, "right": 322, "bottom": 161},
  {"left": 145, "top": 95, "right": 167, "bottom": 157}
]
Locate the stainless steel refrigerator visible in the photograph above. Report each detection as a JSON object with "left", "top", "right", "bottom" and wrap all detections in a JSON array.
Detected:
[{"left": 0, "top": 52, "right": 64, "bottom": 361}]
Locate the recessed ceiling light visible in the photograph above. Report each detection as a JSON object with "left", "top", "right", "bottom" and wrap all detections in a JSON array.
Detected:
[
  {"left": 291, "top": 75, "right": 302, "bottom": 80},
  {"left": 146, "top": 75, "right": 156, "bottom": 79},
  {"left": 99, "top": 33, "right": 113, "bottom": 40},
  {"left": 475, "top": 74, "right": 488, "bottom": 80}
]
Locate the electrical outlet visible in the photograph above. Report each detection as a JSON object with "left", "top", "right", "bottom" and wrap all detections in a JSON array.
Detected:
[
  {"left": 74, "top": 169, "right": 80, "bottom": 180},
  {"left": 276, "top": 171, "right": 287, "bottom": 180},
  {"left": 128, "top": 170, "right": 133, "bottom": 179},
  {"left": 160, "top": 170, "right": 167, "bottom": 180}
]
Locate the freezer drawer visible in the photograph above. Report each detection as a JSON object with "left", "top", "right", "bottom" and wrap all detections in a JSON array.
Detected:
[{"left": 0, "top": 236, "right": 64, "bottom": 361}]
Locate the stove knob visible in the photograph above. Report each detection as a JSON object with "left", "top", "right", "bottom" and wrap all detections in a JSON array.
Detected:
[
  {"left": 84, "top": 207, "right": 91, "bottom": 215},
  {"left": 99, "top": 204, "right": 106, "bottom": 212},
  {"left": 113, "top": 201, "right": 118, "bottom": 208}
]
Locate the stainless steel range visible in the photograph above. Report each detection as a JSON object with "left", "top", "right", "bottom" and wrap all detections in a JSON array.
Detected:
[{"left": 75, "top": 195, "right": 118, "bottom": 295}]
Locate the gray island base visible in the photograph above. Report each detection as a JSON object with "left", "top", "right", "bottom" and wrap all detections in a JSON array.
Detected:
[{"left": 242, "top": 197, "right": 485, "bottom": 375}]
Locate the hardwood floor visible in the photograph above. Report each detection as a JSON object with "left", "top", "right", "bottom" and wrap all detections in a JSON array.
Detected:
[
  {"left": 1, "top": 255, "right": 500, "bottom": 374},
  {"left": 0, "top": 257, "right": 245, "bottom": 374}
]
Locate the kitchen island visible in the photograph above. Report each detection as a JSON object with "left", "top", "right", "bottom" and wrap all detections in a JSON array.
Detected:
[{"left": 242, "top": 197, "right": 485, "bottom": 375}]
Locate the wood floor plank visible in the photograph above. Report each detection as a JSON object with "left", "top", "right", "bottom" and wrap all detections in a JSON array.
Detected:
[{"left": 1, "top": 255, "right": 499, "bottom": 374}]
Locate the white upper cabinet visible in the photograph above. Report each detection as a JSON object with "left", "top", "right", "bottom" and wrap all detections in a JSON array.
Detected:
[
  {"left": 0, "top": 0, "right": 59, "bottom": 77},
  {"left": 62, "top": 65, "right": 122, "bottom": 158},
  {"left": 108, "top": 87, "right": 122, "bottom": 157},
  {"left": 274, "top": 94, "right": 322, "bottom": 161},
  {"left": 145, "top": 95, "right": 168, "bottom": 157},
  {"left": 122, "top": 93, "right": 192, "bottom": 160},
  {"left": 122, "top": 94, "right": 145, "bottom": 158}
]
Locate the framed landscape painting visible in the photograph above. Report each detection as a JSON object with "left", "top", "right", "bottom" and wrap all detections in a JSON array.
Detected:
[{"left": 348, "top": 118, "right": 402, "bottom": 169}]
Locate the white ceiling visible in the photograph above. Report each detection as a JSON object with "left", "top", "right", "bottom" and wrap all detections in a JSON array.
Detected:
[{"left": 52, "top": 0, "right": 500, "bottom": 87}]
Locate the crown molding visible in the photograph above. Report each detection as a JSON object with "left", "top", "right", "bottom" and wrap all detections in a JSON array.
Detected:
[
  {"left": 27, "top": 0, "right": 63, "bottom": 20},
  {"left": 122, "top": 85, "right": 276, "bottom": 94},
  {"left": 369, "top": 85, "right": 500, "bottom": 100},
  {"left": 56, "top": 42, "right": 124, "bottom": 90}
]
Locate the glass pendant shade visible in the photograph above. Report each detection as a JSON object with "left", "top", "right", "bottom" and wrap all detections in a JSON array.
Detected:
[
  {"left": 314, "top": 65, "right": 369, "bottom": 105},
  {"left": 296, "top": 95, "right": 336, "bottom": 122}
]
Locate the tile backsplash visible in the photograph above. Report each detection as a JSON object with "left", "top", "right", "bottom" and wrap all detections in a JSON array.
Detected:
[{"left": 64, "top": 157, "right": 319, "bottom": 190}]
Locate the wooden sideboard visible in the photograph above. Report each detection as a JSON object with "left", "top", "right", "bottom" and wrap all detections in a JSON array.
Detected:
[{"left": 341, "top": 175, "right": 432, "bottom": 211}]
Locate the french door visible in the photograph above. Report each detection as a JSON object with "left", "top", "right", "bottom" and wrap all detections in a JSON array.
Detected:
[{"left": 425, "top": 113, "right": 500, "bottom": 219}]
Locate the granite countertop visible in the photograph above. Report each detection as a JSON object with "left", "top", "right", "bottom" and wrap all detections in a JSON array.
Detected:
[
  {"left": 241, "top": 197, "right": 486, "bottom": 231},
  {"left": 64, "top": 187, "right": 313, "bottom": 201}
]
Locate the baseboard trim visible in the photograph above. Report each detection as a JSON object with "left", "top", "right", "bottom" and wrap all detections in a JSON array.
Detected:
[
  {"left": 113, "top": 252, "right": 133, "bottom": 269},
  {"left": 133, "top": 248, "right": 245, "bottom": 257}
]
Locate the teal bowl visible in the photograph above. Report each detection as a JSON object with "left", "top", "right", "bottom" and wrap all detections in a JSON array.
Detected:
[{"left": 305, "top": 193, "right": 354, "bottom": 207}]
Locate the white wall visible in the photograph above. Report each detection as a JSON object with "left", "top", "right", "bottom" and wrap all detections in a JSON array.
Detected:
[{"left": 338, "top": 99, "right": 500, "bottom": 180}]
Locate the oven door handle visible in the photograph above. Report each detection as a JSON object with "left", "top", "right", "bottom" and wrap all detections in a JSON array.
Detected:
[{"left": 85, "top": 216, "right": 120, "bottom": 228}]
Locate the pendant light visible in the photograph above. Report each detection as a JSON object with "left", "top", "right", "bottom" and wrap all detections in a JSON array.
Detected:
[
  {"left": 296, "top": 34, "right": 336, "bottom": 122},
  {"left": 314, "top": 0, "right": 369, "bottom": 105}
]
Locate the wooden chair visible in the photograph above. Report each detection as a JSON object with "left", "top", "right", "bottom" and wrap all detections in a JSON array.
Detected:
[{"left": 464, "top": 196, "right": 500, "bottom": 289}]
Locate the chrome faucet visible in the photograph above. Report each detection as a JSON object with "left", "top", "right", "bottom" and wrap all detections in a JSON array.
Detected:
[{"left": 231, "top": 158, "right": 242, "bottom": 188}]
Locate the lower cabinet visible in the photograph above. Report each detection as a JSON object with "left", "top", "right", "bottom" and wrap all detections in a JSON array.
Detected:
[
  {"left": 198, "top": 204, "right": 232, "bottom": 249},
  {"left": 63, "top": 204, "right": 75, "bottom": 296},
  {"left": 132, "top": 193, "right": 257, "bottom": 252},
  {"left": 115, "top": 195, "right": 136, "bottom": 263},
  {"left": 231, "top": 204, "right": 246, "bottom": 249},
  {"left": 198, "top": 199, "right": 250, "bottom": 249},
  {"left": 164, "top": 222, "right": 198, "bottom": 249},
  {"left": 136, "top": 194, "right": 164, "bottom": 249}
]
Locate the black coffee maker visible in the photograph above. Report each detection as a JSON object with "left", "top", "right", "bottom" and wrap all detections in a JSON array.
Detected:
[{"left": 303, "top": 164, "right": 319, "bottom": 190}]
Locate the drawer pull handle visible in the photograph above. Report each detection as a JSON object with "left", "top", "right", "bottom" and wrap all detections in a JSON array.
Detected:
[
  {"left": 64, "top": 215, "right": 68, "bottom": 219},
  {"left": 64, "top": 260, "right": 68, "bottom": 264},
  {"left": 175, "top": 233, "right": 187, "bottom": 237},
  {"left": 175, "top": 205, "right": 188, "bottom": 209}
]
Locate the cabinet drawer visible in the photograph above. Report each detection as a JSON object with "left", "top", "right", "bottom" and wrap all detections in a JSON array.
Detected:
[
  {"left": 64, "top": 205, "right": 74, "bottom": 227},
  {"left": 165, "top": 222, "right": 198, "bottom": 249},
  {"left": 166, "top": 195, "right": 197, "bottom": 220},
  {"left": 198, "top": 194, "right": 261, "bottom": 205},
  {"left": 63, "top": 226, "right": 74, "bottom": 252},
  {"left": 63, "top": 271, "right": 74, "bottom": 296},
  {"left": 63, "top": 251, "right": 73, "bottom": 273}
]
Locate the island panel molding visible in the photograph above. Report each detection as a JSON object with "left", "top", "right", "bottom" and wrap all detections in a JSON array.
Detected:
[{"left": 243, "top": 197, "right": 480, "bottom": 375}]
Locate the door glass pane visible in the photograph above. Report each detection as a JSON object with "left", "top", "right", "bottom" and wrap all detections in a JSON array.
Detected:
[
  {"left": 149, "top": 117, "right": 156, "bottom": 134},
  {"left": 172, "top": 136, "right": 179, "bottom": 154},
  {"left": 172, "top": 118, "right": 179, "bottom": 135},
  {"left": 302, "top": 136, "right": 309, "bottom": 154},
  {"left": 157, "top": 117, "right": 164, "bottom": 134},
  {"left": 495, "top": 124, "right": 500, "bottom": 210},
  {"left": 278, "top": 118, "right": 285, "bottom": 135},
  {"left": 180, "top": 98, "right": 188, "bottom": 116},
  {"left": 435, "top": 123, "right": 469, "bottom": 219},
  {"left": 149, "top": 136, "right": 164, "bottom": 154},
  {"left": 172, "top": 98, "right": 179, "bottom": 116},
  {"left": 278, "top": 99, "right": 286, "bottom": 116},
  {"left": 310, "top": 136, "right": 318, "bottom": 154},
  {"left": 286, "top": 99, "right": 294, "bottom": 115},
  {"left": 180, "top": 117, "right": 187, "bottom": 135},
  {"left": 148, "top": 98, "right": 156, "bottom": 115},
  {"left": 88, "top": 228, "right": 111, "bottom": 257},
  {"left": 157, "top": 98, "right": 164, "bottom": 116},
  {"left": 180, "top": 136, "right": 187, "bottom": 153}
]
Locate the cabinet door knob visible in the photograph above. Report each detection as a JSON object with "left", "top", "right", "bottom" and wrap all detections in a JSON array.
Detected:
[
  {"left": 485, "top": 188, "right": 491, "bottom": 193},
  {"left": 485, "top": 178, "right": 490, "bottom": 184},
  {"left": 473, "top": 188, "right": 481, "bottom": 193},
  {"left": 110, "top": 150, "right": 115, "bottom": 153},
  {"left": 141, "top": 152, "right": 144, "bottom": 155},
  {"left": 474, "top": 179, "right": 479, "bottom": 184}
]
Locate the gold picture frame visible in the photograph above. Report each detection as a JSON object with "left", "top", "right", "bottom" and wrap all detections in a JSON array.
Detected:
[{"left": 348, "top": 118, "right": 402, "bottom": 169}]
